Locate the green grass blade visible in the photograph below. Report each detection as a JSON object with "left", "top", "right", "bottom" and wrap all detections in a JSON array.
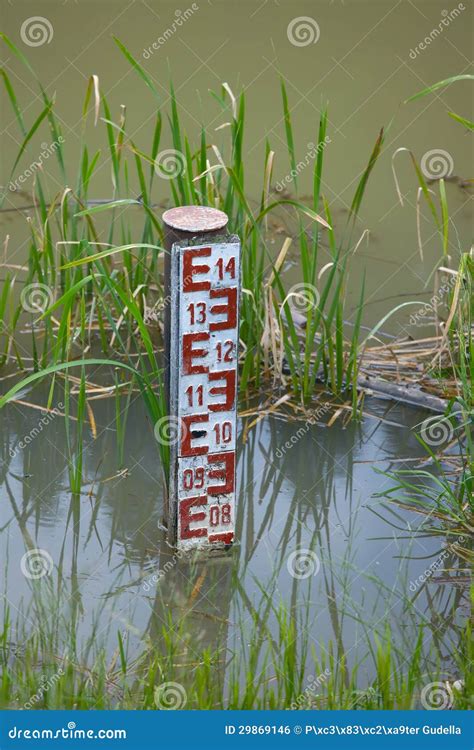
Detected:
[
  {"left": 113, "top": 37, "right": 160, "bottom": 100},
  {"left": 405, "top": 75, "right": 474, "bottom": 102},
  {"left": 0, "top": 359, "right": 144, "bottom": 409},
  {"left": 447, "top": 111, "right": 474, "bottom": 130},
  {"left": 9, "top": 100, "right": 53, "bottom": 177},
  {"left": 61, "top": 243, "right": 162, "bottom": 268},
  {"left": 75, "top": 200, "right": 141, "bottom": 217},
  {"left": 350, "top": 128, "right": 384, "bottom": 219}
]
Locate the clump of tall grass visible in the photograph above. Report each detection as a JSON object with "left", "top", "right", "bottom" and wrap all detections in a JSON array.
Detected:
[
  {"left": 0, "top": 34, "right": 386, "bottom": 415},
  {"left": 383, "top": 75, "right": 473, "bottom": 564},
  {"left": 378, "top": 253, "right": 473, "bottom": 564}
]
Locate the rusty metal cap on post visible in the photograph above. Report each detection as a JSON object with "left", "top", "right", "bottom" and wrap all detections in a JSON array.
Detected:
[{"left": 162, "top": 205, "right": 229, "bottom": 234}]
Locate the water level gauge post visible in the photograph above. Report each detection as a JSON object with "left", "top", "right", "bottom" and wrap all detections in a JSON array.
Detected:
[{"left": 162, "top": 206, "right": 240, "bottom": 551}]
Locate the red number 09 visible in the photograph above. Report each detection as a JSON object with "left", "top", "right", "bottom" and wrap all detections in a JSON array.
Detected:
[{"left": 182, "top": 467, "right": 205, "bottom": 490}]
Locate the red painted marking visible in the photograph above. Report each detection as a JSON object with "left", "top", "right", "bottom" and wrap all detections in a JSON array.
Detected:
[
  {"left": 183, "top": 247, "right": 211, "bottom": 292},
  {"left": 181, "top": 414, "right": 208, "bottom": 456},
  {"left": 181, "top": 466, "right": 205, "bottom": 491},
  {"left": 174, "top": 242, "right": 238, "bottom": 547},
  {"left": 182, "top": 332, "right": 209, "bottom": 374},
  {"left": 216, "top": 255, "right": 236, "bottom": 281},
  {"left": 179, "top": 495, "right": 207, "bottom": 539},
  {"left": 207, "top": 451, "right": 235, "bottom": 495},
  {"left": 209, "top": 287, "right": 237, "bottom": 331},
  {"left": 208, "top": 369, "right": 236, "bottom": 412},
  {"left": 208, "top": 532, "right": 234, "bottom": 545}
]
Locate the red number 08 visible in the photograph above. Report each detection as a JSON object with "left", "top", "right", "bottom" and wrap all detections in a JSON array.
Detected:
[{"left": 209, "top": 503, "right": 232, "bottom": 527}]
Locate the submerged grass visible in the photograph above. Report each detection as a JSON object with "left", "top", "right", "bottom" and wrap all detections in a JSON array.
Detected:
[{"left": 0, "top": 579, "right": 471, "bottom": 711}]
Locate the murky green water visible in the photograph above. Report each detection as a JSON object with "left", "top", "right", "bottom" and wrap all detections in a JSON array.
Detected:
[
  {"left": 1, "top": 389, "right": 465, "bottom": 684},
  {"left": 1, "top": 0, "right": 472, "bottom": 325}
]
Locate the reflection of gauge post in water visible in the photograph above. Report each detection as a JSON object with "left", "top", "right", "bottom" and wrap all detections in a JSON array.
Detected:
[{"left": 162, "top": 206, "right": 240, "bottom": 551}]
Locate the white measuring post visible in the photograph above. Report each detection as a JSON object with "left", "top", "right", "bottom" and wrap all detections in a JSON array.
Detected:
[{"left": 162, "top": 207, "right": 240, "bottom": 551}]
